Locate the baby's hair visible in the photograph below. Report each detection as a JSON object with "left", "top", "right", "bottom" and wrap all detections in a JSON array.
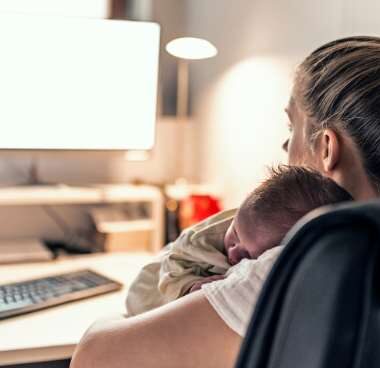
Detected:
[{"left": 239, "top": 165, "right": 353, "bottom": 245}]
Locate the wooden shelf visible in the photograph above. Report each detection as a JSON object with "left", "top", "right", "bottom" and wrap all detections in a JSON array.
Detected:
[
  {"left": 94, "top": 219, "right": 154, "bottom": 233},
  {"left": 0, "top": 184, "right": 162, "bottom": 206},
  {"left": 0, "top": 184, "right": 165, "bottom": 252}
]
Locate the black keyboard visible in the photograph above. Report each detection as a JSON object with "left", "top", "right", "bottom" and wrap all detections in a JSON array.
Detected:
[{"left": 0, "top": 269, "right": 123, "bottom": 320}]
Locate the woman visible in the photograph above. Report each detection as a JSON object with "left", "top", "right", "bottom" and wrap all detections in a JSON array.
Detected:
[{"left": 70, "top": 36, "right": 380, "bottom": 368}]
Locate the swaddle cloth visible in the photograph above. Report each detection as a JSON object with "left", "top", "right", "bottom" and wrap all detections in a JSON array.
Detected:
[{"left": 125, "top": 209, "right": 236, "bottom": 316}]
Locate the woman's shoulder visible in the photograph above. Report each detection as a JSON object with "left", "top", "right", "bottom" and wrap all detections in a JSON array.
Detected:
[{"left": 201, "top": 245, "right": 284, "bottom": 336}]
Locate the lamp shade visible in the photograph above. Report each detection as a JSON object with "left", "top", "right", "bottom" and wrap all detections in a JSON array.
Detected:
[{"left": 166, "top": 37, "right": 217, "bottom": 60}]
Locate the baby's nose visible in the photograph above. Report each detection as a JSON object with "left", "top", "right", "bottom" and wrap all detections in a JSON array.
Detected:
[{"left": 227, "top": 245, "right": 250, "bottom": 265}]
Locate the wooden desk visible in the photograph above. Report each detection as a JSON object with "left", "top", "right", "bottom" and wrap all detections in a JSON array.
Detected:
[{"left": 0, "top": 253, "right": 153, "bottom": 366}]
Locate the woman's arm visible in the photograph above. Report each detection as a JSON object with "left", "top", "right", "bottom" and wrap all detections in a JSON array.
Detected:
[{"left": 70, "top": 290, "right": 242, "bottom": 368}]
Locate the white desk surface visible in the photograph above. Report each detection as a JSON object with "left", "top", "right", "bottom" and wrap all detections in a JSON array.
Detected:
[{"left": 0, "top": 252, "right": 153, "bottom": 366}]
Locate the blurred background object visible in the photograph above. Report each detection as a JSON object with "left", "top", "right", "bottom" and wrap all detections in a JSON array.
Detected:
[{"left": 164, "top": 182, "right": 222, "bottom": 242}]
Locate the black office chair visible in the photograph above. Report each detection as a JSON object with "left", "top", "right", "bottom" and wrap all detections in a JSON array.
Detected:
[{"left": 236, "top": 200, "right": 380, "bottom": 368}]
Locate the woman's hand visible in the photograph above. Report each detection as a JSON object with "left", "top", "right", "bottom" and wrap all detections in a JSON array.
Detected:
[{"left": 188, "top": 275, "right": 226, "bottom": 293}]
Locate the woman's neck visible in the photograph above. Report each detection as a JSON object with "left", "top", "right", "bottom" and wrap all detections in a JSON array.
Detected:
[
  {"left": 353, "top": 183, "right": 379, "bottom": 201},
  {"left": 339, "top": 169, "right": 379, "bottom": 201},
  {"left": 334, "top": 137, "right": 379, "bottom": 200}
]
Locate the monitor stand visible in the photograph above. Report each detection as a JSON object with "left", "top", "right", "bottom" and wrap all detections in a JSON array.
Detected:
[
  {"left": 0, "top": 157, "right": 60, "bottom": 188},
  {"left": 8, "top": 158, "right": 87, "bottom": 189},
  {"left": 22, "top": 159, "right": 93, "bottom": 190},
  {"left": 27, "top": 159, "right": 51, "bottom": 186}
]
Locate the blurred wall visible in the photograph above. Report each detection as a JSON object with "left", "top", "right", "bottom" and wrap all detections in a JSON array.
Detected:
[
  {"left": 186, "top": 0, "right": 380, "bottom": 208},
  {"left": 0, "top": 119, "right": 197, "bottom": 187},
  {"left": 151, "top": 0, "right": 186, "bottom": 116}
]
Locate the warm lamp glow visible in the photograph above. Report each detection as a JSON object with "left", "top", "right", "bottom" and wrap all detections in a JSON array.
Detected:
[{"left": 166, "top": 37, "right": 217, "bottom": 60}]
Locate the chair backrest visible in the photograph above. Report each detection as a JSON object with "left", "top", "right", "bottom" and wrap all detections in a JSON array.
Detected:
[{"left": 236, "top": 200, "right": 380, "bottom": 368}]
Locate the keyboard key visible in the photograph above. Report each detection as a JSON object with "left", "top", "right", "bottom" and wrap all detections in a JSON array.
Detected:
[{"left": 0, "top": 270, "right": 122, "bottom": 320}]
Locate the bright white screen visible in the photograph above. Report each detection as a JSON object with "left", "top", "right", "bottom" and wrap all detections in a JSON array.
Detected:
[{"left": 0, "top": 14, "right": 160, "bottom": 150}]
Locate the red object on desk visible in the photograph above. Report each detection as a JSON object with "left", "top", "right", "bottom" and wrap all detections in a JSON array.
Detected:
[{"left": 179, "top": 194, "right": 222, "bottom": 229}]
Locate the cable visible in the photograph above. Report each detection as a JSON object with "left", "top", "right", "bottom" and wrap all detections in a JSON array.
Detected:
[
  {"left": 41, "top": 205, "right": 72, "bottom": 238},
  {"left": 41, "top": 205, "right": 94, "bottom": 254},
  {"left": 0, "top": 157, "right": 44, "bottom": 186}
]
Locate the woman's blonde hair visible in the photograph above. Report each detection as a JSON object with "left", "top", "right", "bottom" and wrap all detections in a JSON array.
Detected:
[{"left": 295, "top": 36, "right": 380, "bottom": 190}]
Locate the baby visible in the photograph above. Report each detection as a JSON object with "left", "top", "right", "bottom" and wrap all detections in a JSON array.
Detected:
[{"left": 126, "top": 166, "right": 353, "bottom": 315}]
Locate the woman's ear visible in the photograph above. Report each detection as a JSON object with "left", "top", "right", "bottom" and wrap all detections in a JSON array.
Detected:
[{"left": 319, "top": 128, "right": 340, "bottom": 172}]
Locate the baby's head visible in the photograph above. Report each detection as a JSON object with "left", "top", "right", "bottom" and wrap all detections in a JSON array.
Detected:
[{"left": 224, "top": 166, "right": 353, "bottom": 265}]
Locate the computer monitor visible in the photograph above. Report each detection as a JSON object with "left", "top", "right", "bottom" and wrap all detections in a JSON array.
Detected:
[{"left": 0, "top": 13, "right": 160, "bottom": 152}]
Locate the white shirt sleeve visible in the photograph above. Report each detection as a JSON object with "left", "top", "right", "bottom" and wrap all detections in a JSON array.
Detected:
[{"left": 202, "top": 246, "right": 283, "bottom": 336}]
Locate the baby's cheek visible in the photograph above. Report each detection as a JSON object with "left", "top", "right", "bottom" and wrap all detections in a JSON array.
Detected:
[
  {"left": 244, "top": 243, "right": 261, "bottom": 260},
  {"left": 237, "top": 246, "right": 251, "bottom": 261},
  {"left": 249, "top": 242, "right": 274, "bottom": 259}
]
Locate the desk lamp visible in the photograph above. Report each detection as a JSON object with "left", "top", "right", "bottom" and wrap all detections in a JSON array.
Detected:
[
  {"left": 165, "top": 37, "right": 217, "bottom": 119},
  {"left": 164, "top": 37, "right": 218, "bottom": 233},
  {"left": 165, "top": 36, "right": 217, "bottom": 181}
]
